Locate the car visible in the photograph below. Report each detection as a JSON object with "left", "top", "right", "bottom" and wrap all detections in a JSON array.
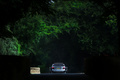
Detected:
[{"left": 49, "top": 63, "right": 68, "bottom": 73}]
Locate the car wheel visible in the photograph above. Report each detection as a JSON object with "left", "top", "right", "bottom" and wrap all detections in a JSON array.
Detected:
[{"left": 64, "top": 72, "right": 66, "bottom": 73}]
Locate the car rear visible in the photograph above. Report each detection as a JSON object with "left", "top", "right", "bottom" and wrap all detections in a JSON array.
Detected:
[{"left": 51, "top": 63, "right": 66, "bottom": 73}]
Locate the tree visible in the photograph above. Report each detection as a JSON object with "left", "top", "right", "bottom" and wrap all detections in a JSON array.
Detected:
[
  {"left": 12, "top": 0, "right": 118, "bottom": 72},
  {"left": 0, "top": 37, "right": 21, "bottom": 55},
  {"left": 0, "top": 0, "right": 54, "bottom": 38},
  {"left": 49, "top": 0, "right": 118, "bottom": 56},
  {"left": 88, "top": 0, "right": 120, "bottom": 56}
]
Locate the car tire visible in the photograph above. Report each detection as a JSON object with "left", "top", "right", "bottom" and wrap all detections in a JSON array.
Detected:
[{"left": 64, "top": 72, "right": 66, "bottom": 73}]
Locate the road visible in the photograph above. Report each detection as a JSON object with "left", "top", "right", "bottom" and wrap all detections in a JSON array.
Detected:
[{"left": 30, "top": 73, "right": 94, "bottom": 80}]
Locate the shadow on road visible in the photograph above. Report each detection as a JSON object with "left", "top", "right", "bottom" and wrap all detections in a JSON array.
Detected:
[{"left": 30, "top": 73, "right": 94, "bottom": 80}]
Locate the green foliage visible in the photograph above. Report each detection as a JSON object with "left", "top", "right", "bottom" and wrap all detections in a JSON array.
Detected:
[
  {"left": 105, "top": 15, "right": 117, "bottom": 34},
  {"left": 0, "top": 37, "right": 22, "bottom": 56},
  {"left": 14, "top": 14, "right": 62, "bottom": 41},
  {"left": 51, "top": 0, "right": 118, "bottom": 56},
  {"left": 0, "top": 0, "right": 54, "bottom": 38},
  {"left": 13, "top": 14, "right": 64, "bottom": 55},
  {"left": 15, "top": 38, "right": 22, "bottom": 55}
]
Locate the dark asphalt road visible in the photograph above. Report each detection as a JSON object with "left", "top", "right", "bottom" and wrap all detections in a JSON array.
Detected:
[{"left": 30, "top": 73, "right": 94, "bottom": 80}]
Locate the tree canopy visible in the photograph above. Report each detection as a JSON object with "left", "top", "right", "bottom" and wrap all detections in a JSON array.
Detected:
[
  {"left": 0, "top": 0, "right": 53, "bottom": 38},
  {"left": 10, "top": 0, "right": 118, "bottom": 72}
]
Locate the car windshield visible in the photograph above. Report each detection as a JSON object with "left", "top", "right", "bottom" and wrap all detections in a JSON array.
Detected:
[{"left": 52, "top": 63, "right": 65, "bottom": 66}]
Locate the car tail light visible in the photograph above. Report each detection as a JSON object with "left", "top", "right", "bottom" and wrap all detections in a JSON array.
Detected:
[
  {"left": 52, "top": 67, "right": 54, "bottom": 69},
  {"left": 63, "top": 67, "right": 65, "bottom": 69}
]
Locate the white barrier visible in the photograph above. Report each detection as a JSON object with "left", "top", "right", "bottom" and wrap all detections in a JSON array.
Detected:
[{"left": 30, "top": 67, "right": 40, "bottom": 74}]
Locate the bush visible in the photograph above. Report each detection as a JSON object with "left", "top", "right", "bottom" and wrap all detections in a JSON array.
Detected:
[{"left": 0, "top": 37, "right": 21, "bottom": 56}]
